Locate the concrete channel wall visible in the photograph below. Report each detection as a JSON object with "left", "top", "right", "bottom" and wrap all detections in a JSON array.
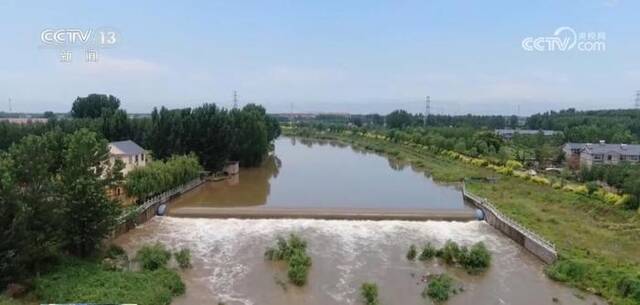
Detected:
[
  {"left": 462, "top": 183, "right": 558, "bottom": 264},
  {"left": 111, "top": 178, "right": 205, "bottom": 238}
]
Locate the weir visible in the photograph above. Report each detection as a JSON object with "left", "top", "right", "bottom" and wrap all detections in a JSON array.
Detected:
[{"left": 168, "top": 206, "right": 478, "bottom": 221}]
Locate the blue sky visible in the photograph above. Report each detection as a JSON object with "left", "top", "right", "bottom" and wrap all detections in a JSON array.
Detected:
[{"left": 0, "top": 0, "right": 638, "bottom": 115}]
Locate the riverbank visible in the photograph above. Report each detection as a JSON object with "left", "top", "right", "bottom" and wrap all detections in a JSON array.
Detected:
[
  {"left": 0, "top": 256, "right": 185, "bottom": 305},
  {"left": 283, "top": 128, "right": 640, "bottom": 305}
]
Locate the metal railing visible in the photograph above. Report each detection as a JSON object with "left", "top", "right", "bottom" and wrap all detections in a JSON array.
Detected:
[
  {"left": 117, "top": 178, "right": 204, "bottom": 224},
  {"left": 462, "top": 183, "right": 557, "bottom": 252}
]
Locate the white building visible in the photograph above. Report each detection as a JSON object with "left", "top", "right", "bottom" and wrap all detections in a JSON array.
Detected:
[
  {"left": 563, "top": 141, "right": 640, "bottom": 168},
  {"left": 108, "top": 140, "right": 150, "bottom": 175},
  {"left": 495, "top": 129, "right": 560, "bottom": 140}
]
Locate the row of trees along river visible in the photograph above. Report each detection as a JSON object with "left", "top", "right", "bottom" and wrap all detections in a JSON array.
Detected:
[{"left": 0, "top": 94, "right": 280, "bottom": 291}]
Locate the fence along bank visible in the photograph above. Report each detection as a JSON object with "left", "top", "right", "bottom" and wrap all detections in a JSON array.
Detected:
[{"left": 463, "top": 181, "right": 558, "bottom": 264}]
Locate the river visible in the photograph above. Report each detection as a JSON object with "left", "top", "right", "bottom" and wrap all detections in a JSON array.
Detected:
[
  {"left": 114, "top": 137, "right": 604, "bottom": 305},
  {"left": 168, "top": 137, "right": 466, "bottom": 210}
]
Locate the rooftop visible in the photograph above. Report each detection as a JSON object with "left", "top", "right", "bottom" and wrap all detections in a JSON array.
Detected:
[
  {"left": 564, "top": 142, "right": 640, "bottom": 155},
  {"left": 109, "top": 140, "right": 146, "bottom": 156},
  {"left": 495, "top": 129, "right": 559, "bottom": 136}
]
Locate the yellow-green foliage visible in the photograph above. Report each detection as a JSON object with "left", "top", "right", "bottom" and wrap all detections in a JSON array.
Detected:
[
  {"left": 442, "top": 150, "right": 461, "bottom": 160},
  {"left": 552, "top": 182, "right": 562, "bottom": 189},
  {"left": 563, "top": 184, "right": 588, "bottom": 195},
  {"left": 615, "top": 194, "right": 632, "bottom": 207},
  {"left": 594, "top": 190, "right": 623, "bottom": 205},
  {"left": 495, "top": 166, "right": 513, "bottom": 175},
  {"left": 506, "top": 160, "right": 523, "bottom": 170},
  {"left": 530, "top": 176, "right": 551, "bottom": 186},
  {"left": 512, "top": 171, "right": 528, "bottom": 179},
  {"left": 470, "top": 158, "right": 489, "bottom": 167}
]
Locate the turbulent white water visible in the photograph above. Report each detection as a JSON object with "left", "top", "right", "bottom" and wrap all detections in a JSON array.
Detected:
[{"left": 115, "top": 217, "right": 603, "bottom": 305}]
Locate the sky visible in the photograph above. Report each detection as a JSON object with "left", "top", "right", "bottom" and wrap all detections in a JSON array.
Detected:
[{"left": 0, "top": 0, "right": 639, "bottom": 115}]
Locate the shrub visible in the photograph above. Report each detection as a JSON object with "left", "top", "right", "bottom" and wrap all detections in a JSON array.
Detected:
[
  {"left": 106, "top": 244, "right": 127, "bottom": 258},
  {"left": 419, "top": 243, "right": 437, "bottom": 261},
  {"left": 360, "top": 282, "right": 379, "bottom": 305},
  {"left": 35, "top": 258, "right": 185, "bottom": 305},
  {"left": 573, "top": 185, "right": 588, "bottom": 195},
  {"left": 265, "top": 234, "right": 311, "bottom": 286},
  {"left": 513, "top": 171, "right": 528, "bottom": 179},
  {"left": 615, "top": 194, "right": 632, "bottom": 207},
  {"left": 423, "top": 274, "right": 454, "bottom": 303},
  {"left": 585, "top": 181, "right": 599, "bottom": 195},
  {"left": 530, "top": 176, "right": 551, "bottom": 186},
  {"left": 506, "top": 160, "right": 523, "bottom": 170},
  {"left": 495, "top": 166, "right": 513, "bottom": 175},
  {"left": 546, "top": 259, "right": 588, "bottom": 282},
  {"left": 406, "top": 245, "right": 417, "bottom": 261},
  {"left": 136, "top": 243, "right": 171, "bottom": 271},
  {"left": 174, "top": 248, "right": 192, "bottom": 269},
  {"left": 617, "top": 276, "right": 640, "bottom": 302},
  {"left": 0, "top": 296, "right": 21, "bottom": 305},
  {"left": 470, "top": 158, "right": 489, "bottom": 167},
  {"left": 437, "top": 240, "right": 461, "bottom": 265},
  {"left": 603, "top": 192, "right": 622, "bottom": 205},
  {"left": 459, "top": 242, "right": 491, "bottom": 274},
  {"left": 287, "top": 249, "right": 311, "bottom": 286},
  {"left": 562, "top": 184, "right": 588, "bottom": 195}
]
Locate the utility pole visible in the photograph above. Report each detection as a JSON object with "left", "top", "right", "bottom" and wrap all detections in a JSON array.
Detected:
[
  {"left": 233, "top": 90, "right": 238, "bottom": 109},
  {"left": 635, "top": 90, "right": 640, "bottom": 109},
  {"left": 424, "top": 96, "right": 430, "bottom": 127},
  {"left": 289, "top": 102, "right": 294, "bottom": 126}
]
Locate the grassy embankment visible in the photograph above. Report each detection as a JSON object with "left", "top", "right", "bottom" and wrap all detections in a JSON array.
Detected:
[
  {"left": 4, "top": 248, "right": 186, "bottom": 305},
  {"left": 34, "top": 258, "right": 184, "bottom": 305},
  {"left": 283, "top": 128, "right": 640, "bottom": 305}
]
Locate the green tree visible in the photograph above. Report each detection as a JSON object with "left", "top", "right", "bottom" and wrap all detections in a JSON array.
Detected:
[
  {"left": 0, "top": 132, "right": 65, "bottom": 282},
  {"left": 125, "top": 154, "right": 202, "bottom": 200},
  {"left": 386, "top": 110, "right": 413, "bottom": 129},
  {"left": 101, "top": 108, "right": 131, "bottom": 141},
  {"left": 60, "top": 129, "right": 120, "bottom": 256},
  {"left": 71, "top": 94, "right": 121, "bottom": 119},
  {"left": 622, "top": 177, "right": 640, "bottom": 210},
  {"left": 230, "top": 107, "right": 269, "bottom": 167}
]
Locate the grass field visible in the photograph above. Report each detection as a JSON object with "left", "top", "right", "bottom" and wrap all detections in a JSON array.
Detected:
[
  {"left": 34, "top": 258, "right": 185, "bottom": 305},
  {"left": 284, "top": 128, "right": 640, "bottom": 305},
  {"left": 3, "top": 257, "right": 185, "bottom": 305}
]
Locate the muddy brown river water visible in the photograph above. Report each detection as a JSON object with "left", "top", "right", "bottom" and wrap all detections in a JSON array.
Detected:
[
  {"left": 168, "top": 137, "right": 467, "bottom": 210},
  {"left": 115, "top": 218, "right": 603, "bottom": 305},
  {"left": 115, "top": 137, "right": 604, "bottom": 305}
]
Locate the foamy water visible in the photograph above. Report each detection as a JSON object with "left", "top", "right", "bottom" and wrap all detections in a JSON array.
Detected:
[{"left": 115, "top": 217, "right": 603, "bottom": 305}]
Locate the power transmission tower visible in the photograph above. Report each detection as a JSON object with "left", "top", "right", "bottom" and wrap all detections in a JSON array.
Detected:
[
  {"left": 233, "top": 90, "right": 238, "bottom": 109},
  {"left": 8, "top": 97, "right": 12, "bottom": 113},
  {"left": 424, "top": 96, "right": 430, "bottom": 126},
  {"left": 635, "top": 90, "right": 640, "bottom": 109}
]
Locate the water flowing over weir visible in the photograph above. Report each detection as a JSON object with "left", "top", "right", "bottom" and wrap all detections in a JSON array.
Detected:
[{"left": 114, "top": 217, "right": 603, "bottom": 305}]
